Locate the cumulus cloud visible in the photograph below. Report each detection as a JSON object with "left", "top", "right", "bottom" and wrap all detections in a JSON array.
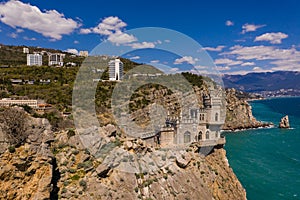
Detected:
[
  {"left": 0, "top": 0, "right": 79, "bottom": 40},
  {"left": 216, "top": 66, "right": 231, "bottom": 71},
  {"left": 214, "top": 58, "right": 243, "bottom": 66},
  {"left": 130, "top": 56, "right": 140, "bottom": 60},
  {"left": 202, "top": 45, "right": 226, "bottom": 52},
  {"left": 129, "top": 42, "right": 155, "bottom": 49},
  {"left": 107, "top": 30, "right": 137, "bottom": 45},
  {"left": 254, "top": 32, "right": 288, "bottom": 44},
  {"left": 174, "top": 56, "right": 199, "bottom": 65},
  {"left": 150, "top": 60, "right": 160, "bottom": 63},
  {"left": 226, "top": 20, "right": 234, "bottom": 26},
  {"left": 242, "top": 23, "right": 265, "bottom": 34},
  {"left": 80, "top": 16, "right": 137, "bottom": 45},
  {"left": 23, "top": 36, "right": 36, "bottom": 41},
  {"left": 241, "top": 62, "right": 255, "bottom": 66},
  {"left": 65, "top": 48, "right": 78, "bottom": 55},
  {"left": 221, "top": 45, "right": 300, "bottom": 71},
  {"left": 8, "top": 32, "right": 17, "bottom": 38}
]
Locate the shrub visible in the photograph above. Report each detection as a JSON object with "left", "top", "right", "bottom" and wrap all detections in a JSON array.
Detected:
[
  {"left": 8, "top": 145, "right": 15, "bottom": 153},
  {"left": 79, "top": 180, "right": 87, "bottom": 190}
]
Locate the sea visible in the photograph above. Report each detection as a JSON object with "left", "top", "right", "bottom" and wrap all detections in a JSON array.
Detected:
[{"left": 224, "top": 97, "right": 300, "bottom": 200}]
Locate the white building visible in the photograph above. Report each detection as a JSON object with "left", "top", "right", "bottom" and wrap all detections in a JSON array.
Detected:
[
  {"left": 109, "top": 59, "right": 123, "bottom": 81},
  {"left": 27, "top": 54, "right": 42, "bottom": 66},
  {"left": 0, "top": 98, "right": 38, "bottom": 108},
  {"left": 23, "top": 47, "right": 29, "bottom": 54},
  {"left": 49, "top": 53, "right": 64, "bottom": 66},
  {"left": 79, "top": 51, "right": 89, "bottom": 57}
]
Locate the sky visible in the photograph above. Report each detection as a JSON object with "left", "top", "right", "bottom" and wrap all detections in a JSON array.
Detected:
[{"left": 1, "top": 0, "right": 300, "bottom": 75}]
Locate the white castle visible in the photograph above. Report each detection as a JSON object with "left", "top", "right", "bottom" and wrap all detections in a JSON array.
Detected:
[{"left": 121, "top": 88, "right": 226, "bottom": 149}]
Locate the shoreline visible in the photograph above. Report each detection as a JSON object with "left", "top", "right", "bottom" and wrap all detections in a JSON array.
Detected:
[
  {"left": 247, "top": 95, "right": 300, "bottom": 102},
  {"left": 221, "top": 123, "right": 275, "bottom": 133}
]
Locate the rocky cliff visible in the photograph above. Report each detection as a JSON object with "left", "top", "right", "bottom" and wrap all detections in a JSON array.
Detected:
[
  {"left": 0, "top": 115, "right": 246, "bottom": 200},
  {"left": 222, "top": 88, "right": 271, "bottom": 130},
  {"left": 0, "top": 110, "right": 55, "bottom": 200},
  {"left": 0, "top": 86, "right": 256, "bottom": 200},
  {"left": 51, "top": 131, "right": 246, "bottom": 200}
]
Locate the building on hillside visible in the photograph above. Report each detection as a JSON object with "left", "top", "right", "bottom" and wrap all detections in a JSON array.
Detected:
[
  {"left": 48, "top": 53, "right": 65, "bottom": 66},
  {"left": 109, "top": 59, "right": 123, "bottom": 81},
  {"left": 120, "top": 88, "right": 226, "bottom": 151},
  {"left": 27, "top": 54, "right": 42, "bottom": 66},
  {"left": 23, "top": 47, "right": 29, "bottom": 54},
  {"left": 0, "top": 98, "right": 38, "bottom": 108},
  {"left": 79, "top": 51, "right": 89, "bottom": 57}
]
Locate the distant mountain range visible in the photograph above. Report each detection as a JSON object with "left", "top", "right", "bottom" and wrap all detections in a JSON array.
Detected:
[{"left": 222, "top": 71, "right": 300, "bottom": 94}]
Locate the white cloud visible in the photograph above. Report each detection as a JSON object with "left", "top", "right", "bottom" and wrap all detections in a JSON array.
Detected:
[
  {"left": 216, "top": 66, "right": 231, "bottom": 71},
  {"left": 80, "top": 28, "right": 92, "bottom": 34},
  {"left": 129, "top": 41, "right": 155, "bottom": 49},
  {"left": 130, "top": 56, "right": 140, "bottom": 60},
  {"left": 108, "top": 30, "right": 137, "bottom": 45},
  {"left": 202, "top": 45, "right": 226, "bottom": 52},
  {"left": 74, "top": 40, "right": 79, "bottom": 44},
  {"left": 8, "top": 32, "right": 17, "bottom": 38},
  {"left": 254, "top": 32, "right": 288, "bottom": 44},
  {"left": 65, "top": 48, "right": 78, "bottom": 55},
  {"left": 164, "top": 39, "right": 171, "bottom": 43},
  {"left": 226, "top": 20, "right": 234, "bottom": 26},
  {"left": 80, "top": 16, "right": 137, "bottom": 45},
  {"left": 242, "top": 23, "right": 265, "bottom": 34},
  {"left": 23, "top": 36, "right": 36, "bottom": 41},
  {"left": 214, "top": 58, "right": 243, "bottom": 66},
  {"left": 16, "top": 28, "right": 23, "bottom": 33},
  {"left": 241, "top": 62, "right": 255, "bottom": 66},
  {"left": 221, "top": 45, "right": 300, "bottom": 72},
  {"left": 253, "top": 67, "right": 262, "bottom": 71},
  {"left": 150, "top": 60, "right": 160, "bottom": 63},
  {"left": 0, "top": 0, "right": 79, "bottom": 40},
  {"left": 174, "top": 56, "right": 199, "bottom": 65}
]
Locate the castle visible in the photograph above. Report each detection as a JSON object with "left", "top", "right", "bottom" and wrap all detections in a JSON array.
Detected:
[{"left": 128, "top": 88, "right": 226, "bottom": 149}]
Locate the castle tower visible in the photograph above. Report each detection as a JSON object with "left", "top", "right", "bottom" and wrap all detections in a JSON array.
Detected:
[{"left": 205, "top": 87, "right": 224, "bottom": 140}]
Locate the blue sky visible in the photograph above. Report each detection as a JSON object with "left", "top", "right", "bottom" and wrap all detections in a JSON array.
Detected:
[{"left": 1, "top": 0, "right": 300, "bottom": 74}]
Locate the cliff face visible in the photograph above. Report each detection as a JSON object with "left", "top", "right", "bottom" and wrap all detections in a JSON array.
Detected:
[
  {"left": 0, "top": 114, "right": 55, "bottom": 200},
  {"left": 223, "top": 88, "right": 271, "bottom": 130},
  {"left": 49, "top": 130, "right": 246, "bottom": 200},
  {"left": 0, "top": 87, "right": 254, "bottom": 200}
]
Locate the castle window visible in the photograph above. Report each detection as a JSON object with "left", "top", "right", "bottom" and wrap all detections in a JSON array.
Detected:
[
  {"left": 184, "top": 131, "right": 191, "bottom": 143},
  {"left": 206, "top": 131, "right": 209, "bottom": 140},
  {"left": 198, "top": 131, "right": 202, "bottom": 141},
  {"left": 190, "top": 109, "right": 197, "bottom": 119},
  {"left": 215, "top": 113, "right": 219, "bottom": 121},
  {"left": 215, "top": 131, "right": 219, "bottom": 138}
]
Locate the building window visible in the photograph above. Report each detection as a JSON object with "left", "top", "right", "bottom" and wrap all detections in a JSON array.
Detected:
[
  {"left": 184, "top": 131, "right": 191, "bottom": 143},
  {"left": 206, "top": 131, "right": 209, "bottom": 140},
  {"left": 198, "top": 131, "right": 202, "bottom": 141},
  {"left": 215, "top": 131, "right": 219, "bottom": 138},
  {"left": 215, "top": 113, "right": 219, "bottom": 121},
  {"left": 190, "top": 109, "right": 197, "bottom": 119}
]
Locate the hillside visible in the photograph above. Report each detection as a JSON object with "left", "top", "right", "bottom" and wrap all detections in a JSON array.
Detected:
[{"left": 0, "top": 44, "right": 85, "bottom": 67}]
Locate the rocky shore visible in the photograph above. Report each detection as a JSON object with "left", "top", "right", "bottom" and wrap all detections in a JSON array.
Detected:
[{"left": 222, "top": 88, "right": 272, "bottom": 131}]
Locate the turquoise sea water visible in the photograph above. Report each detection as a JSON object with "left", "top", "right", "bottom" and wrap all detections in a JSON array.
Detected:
[{"left": 224, "top": 97, "right": 300, "bottom": 200}]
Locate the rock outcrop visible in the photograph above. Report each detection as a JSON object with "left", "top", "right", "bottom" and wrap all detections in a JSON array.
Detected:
[
  {"left": 279, "top": 115, "right": 290, "bottom": 128},
  {"left": 223, "top": 88, "right": 271, "bottom": 130},
  {"left": 0, "top": 108, "right": 54, "bottom": 200},
  {"left": 49, "top": 130, "right": 246, "bottom": 200}
]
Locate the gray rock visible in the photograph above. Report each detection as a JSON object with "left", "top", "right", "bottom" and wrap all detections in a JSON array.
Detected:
[
  {"left": 96, "top": 164, "right": 111, "bottom": 178},
  {"left": 279, "top": 115, "right": 290, "bottom": 128}
]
